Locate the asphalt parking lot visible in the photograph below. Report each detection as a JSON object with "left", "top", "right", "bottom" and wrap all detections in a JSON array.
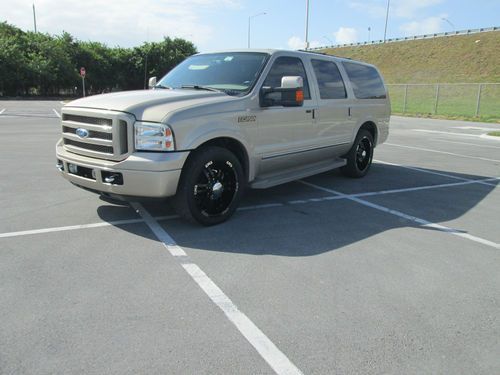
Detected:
[{"left": 1, "top": 100, "right": 499, "bottom": 375}]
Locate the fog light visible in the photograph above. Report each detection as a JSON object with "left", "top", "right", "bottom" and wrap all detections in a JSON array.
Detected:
[
  {"left": 102, "top": 171, "right": 123, "bottom": 185},
  {"left": 104, "top": 175, "right": 115, "bottom": 183},
  {"left": 68, "top": 164, "right": 78, "bottom": 174}
]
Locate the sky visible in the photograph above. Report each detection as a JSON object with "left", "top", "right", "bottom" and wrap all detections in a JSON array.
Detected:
[{"left": 1, "top": 0, "right": 499, "bottom": 51}]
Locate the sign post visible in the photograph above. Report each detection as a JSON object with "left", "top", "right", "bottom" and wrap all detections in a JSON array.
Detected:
[{"left": 80, "top": 67, "right": 86, "bottom": 97}]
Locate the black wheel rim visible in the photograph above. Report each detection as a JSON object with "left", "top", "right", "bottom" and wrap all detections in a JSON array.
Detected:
[
  {"left": 193, "top": 160, "right": 239, "bottom": 217},
  {"left": 355, "top": 136, "right": 372, "bottom": 171}
]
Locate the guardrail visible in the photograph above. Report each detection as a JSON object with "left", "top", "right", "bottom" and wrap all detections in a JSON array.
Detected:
[
  {"left": 386, "top": 83, "right": 500, "bottom": 120},
  {"left": 310, "top": 26, "right": 499, "bottom": 51}
]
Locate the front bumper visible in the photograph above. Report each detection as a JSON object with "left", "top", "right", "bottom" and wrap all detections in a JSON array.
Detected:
[{"left": 56, "top": 139, "right": 189, "bottom": 198}]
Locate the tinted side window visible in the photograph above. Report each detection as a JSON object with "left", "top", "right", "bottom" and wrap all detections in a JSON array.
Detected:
[
  {"left": 263, "top": 56, "right": 311, "bottom": 99},
  {"left": 311, "top": 59, "right": 347, "bottom": 99},
  {"left": 343, "top": 62, "right": 386, "bottom": 99}
]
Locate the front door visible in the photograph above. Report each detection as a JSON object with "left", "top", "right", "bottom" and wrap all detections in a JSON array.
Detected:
[{"left": 255, "top": 56, "right": 317, "bottom": 174}]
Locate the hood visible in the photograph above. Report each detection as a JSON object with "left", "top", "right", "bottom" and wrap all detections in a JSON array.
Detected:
[{"left": 65, "top": 89, "right": 232, "bottom": 122}]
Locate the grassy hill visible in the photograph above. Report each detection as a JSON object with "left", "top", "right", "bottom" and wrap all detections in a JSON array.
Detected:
[{"left": 321, "top": 30, "right": 500, "bottom": 83}]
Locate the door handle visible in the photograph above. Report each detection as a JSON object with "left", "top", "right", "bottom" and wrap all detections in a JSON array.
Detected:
[
  {"left": 306, "top": 109, "right": 316, "bottom": 119},
  {"left": 348, "top": 107, "right": 352, "bottom": 117}
]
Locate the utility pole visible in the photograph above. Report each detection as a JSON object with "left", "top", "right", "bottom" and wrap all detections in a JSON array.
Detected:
[
  {"left": 33, "top": 3, "right": 37, "bottom": 33},
  {"left": 368, "top": 26, "right": 371, "bottom": 41},
  {"left": 383, "top": 0, "right": 390, "bottom": 42},
  {"left": 304, "top": 0, "right": 310, "bottom": 50}
]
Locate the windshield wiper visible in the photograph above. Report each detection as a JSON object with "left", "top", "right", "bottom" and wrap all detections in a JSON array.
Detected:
[
  {"left": 154, "top": 84, "right": 172, "bottom": 89},
  {"left": 180, "top": 85, "right": 222, "bottom": 93}
]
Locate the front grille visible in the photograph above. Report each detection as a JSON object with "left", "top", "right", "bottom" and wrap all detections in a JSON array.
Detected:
[
  {"left": 61, "top": 110, "right": 130, "bottom": 161},
  {"left": 63, "top": 126, "right": 112, "bottom": 140},
  {"left": 63, "top": 114, "right": 112, "bottom": 126},
  {"left": 64, "top": 139, "right": 113, "bottom": 154}
]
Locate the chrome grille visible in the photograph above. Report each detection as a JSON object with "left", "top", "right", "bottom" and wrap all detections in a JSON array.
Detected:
[
  {"left": 64, "top": 139, "right": 113, "bottom": 154},
  {"left": 61, "top": 109, "right": 131, "bottom": 161},
  {"left": 63, "top": 126, "right": 113, "bottom": 140},
  {"left": 62, "top": 114, "right": 112, "bottom": 126}
]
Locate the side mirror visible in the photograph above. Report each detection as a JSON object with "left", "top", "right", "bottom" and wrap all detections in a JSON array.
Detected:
[
  {"left": 260, "top": 76, "right": 304, "bottom": 107},
  {"left": 148, "top": 76, "right": 157, "bottom": 89}
]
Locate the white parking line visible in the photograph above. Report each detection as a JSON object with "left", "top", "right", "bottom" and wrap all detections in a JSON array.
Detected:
[
  {"left": 132, "top": 203, "right": 304, "bottom": 375},
  {"left": 453, "top": 126, "right": 500, "bottom": 131},
  {"left": 385, "top": 143, "right": 500, "bottom": 163},
  {"left": 299, "top": 180, "right": 500, "bottom": 250},
  {"left": 0, "top": 109, "right": 5, "bottom": 115},
  {"left": 0, "top": 218, "right": 144, "bottom": 239},
  {"left": 53, "top": 109, "right": 61, "bottom": 118},
  {"left": 412, "top": 129, "right": 484, "bottom": 138},
  {"left": 1, "top": 174, "right": 497, "bottom": 239},
  {"left": 433, "top": 139, "right": 500, "bottom": 150},
  {"left": 130, "top": 203, "right": 186, "bottom": 257},
  {"left": 375, "top": 160, "right": 499, "bottom": 187},
  {"left": 352, "top": 177, "right": 498, "bottom": 197}
]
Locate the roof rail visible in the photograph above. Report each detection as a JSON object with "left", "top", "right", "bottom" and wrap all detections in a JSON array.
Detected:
[{"left": 298, "top": 49, "right": 352, "bottom": 59}]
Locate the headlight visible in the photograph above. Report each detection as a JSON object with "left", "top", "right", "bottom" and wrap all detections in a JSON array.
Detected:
[{"left": 134, "top": 121, "right": 175, "bottom": 151}]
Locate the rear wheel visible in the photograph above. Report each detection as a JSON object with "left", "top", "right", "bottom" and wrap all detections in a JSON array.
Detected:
[
  {"left": 173, "top": 146, "right": 245, "bottom": 226},
  {"left": 341, "top": 129, "right": 374, "bottom": 178}
]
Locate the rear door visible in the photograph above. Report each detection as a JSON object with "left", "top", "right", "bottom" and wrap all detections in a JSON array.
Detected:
[
  {"left": 309, "top": 58, "right": 354, "bottom": 147},
  {"left": 341, "top": 61, "right": 389, "bottom": 142}
]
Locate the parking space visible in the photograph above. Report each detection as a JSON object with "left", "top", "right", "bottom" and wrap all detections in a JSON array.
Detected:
[{"left": 1, "top": 102, "right": 499, "bottom": 374}]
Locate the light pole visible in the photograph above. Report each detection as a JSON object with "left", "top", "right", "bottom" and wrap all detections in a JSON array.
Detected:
[
  {"left": 368, "top": 26, "right": 371, "bottom": 41},
  {"left": 442, "top": 17, "right": 455, "bottom": 31},
  {"left": 32, "top": 3, "right": 37, "bottom": 33},
  {"left": 383, "top": 0, "right": 390, "bottom": 42},
  {"left": 304, "top": 0, "right": 310, "bottom": 49},
  {"left": 248, "top": 12, "right": 266, "bottom": 48}
]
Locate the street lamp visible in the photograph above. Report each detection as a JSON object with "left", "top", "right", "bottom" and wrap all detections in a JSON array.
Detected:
[
  {"left": 323, "top": 35, "right": 333, "bottom": 45},
  {"left": 383, "top": 0, "right": 390, "bottom": 42},
  {"left": 305, "top": 0, "right": 310, "bottom": 49},
  {"left": 32, "top": 2, "right": 37, "bottom": 33},
  {"left": 442, "top": 17, "right": 456, "bottom": 31},
  {"left": 248, "top": 12, "right": 266, "bottom": 48}
]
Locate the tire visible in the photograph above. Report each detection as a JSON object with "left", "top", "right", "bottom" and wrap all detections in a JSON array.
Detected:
[
  {"left": 173, "top": 146, "right": 245, "bottom": 226},
  {"left": 341, "top": 129, "right": 374, "bottom": 178}
]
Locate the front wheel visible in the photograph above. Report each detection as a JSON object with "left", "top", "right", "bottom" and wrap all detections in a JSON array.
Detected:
[
  {"left": 341, "top": 129, "right": 374, "bottom": 178},
  {"left": 173, "top": 146, "right": 245, "bottom": 226}
]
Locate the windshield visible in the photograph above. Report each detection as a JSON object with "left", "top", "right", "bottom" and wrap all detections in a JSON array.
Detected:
[{"left": 156, "top": 52, "right": 269, "bottom": 96}]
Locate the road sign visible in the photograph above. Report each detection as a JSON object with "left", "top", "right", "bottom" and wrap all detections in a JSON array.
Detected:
[{"left": 80, "top": 67, "right": 86, "bottom": 97}]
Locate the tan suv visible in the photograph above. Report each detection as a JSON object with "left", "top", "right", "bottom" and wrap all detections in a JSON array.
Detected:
[{"left": 56, "top": 49, "right": 390, "bottom": 225}]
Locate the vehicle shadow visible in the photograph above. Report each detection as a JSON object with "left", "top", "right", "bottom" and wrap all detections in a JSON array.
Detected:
[{"left": 97, "top": 163, "right": 498, "bottom": 256}]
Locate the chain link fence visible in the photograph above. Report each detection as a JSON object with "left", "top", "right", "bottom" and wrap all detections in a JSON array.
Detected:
[{"left": 386, "top": 83, "right": 500, "bottom": 120}]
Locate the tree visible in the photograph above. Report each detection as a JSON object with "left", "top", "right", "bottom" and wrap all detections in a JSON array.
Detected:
[{"left": 0, "top": 22, "right": 197, "bottom": 97}]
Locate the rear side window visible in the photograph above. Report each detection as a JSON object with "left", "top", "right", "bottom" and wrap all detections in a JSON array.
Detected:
[
  {"left": 311, "top": 59, "right": 347, "bottom": 99},
  {"left": 263, "top": 56, "right": 311, "bottom": 99},
  {"left": 343, "top": 62, "right": 386, "bottom": 99}
]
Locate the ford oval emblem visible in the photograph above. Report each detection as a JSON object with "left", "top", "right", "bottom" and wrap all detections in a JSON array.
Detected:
[{"left": 76, "top": 128, "right": 89, "bottom": 138}]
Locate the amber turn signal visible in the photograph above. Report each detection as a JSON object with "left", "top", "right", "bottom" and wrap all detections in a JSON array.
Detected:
[{"left": 295, "top": 89, "right": 304, "bottom": 103}]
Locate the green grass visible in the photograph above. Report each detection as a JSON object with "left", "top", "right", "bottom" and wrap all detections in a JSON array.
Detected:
[
  {"left": 320, "top": 31, "right": 500, "bottom": 122},
  {"left": 488, "top": 131, "right": 500, "bottom": 136},
  {"left": 321, "top": 31, "right": 500, "bottom": 84},
  {"left": 386, "top": 83, "right": 500, "bottom": 122}
]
